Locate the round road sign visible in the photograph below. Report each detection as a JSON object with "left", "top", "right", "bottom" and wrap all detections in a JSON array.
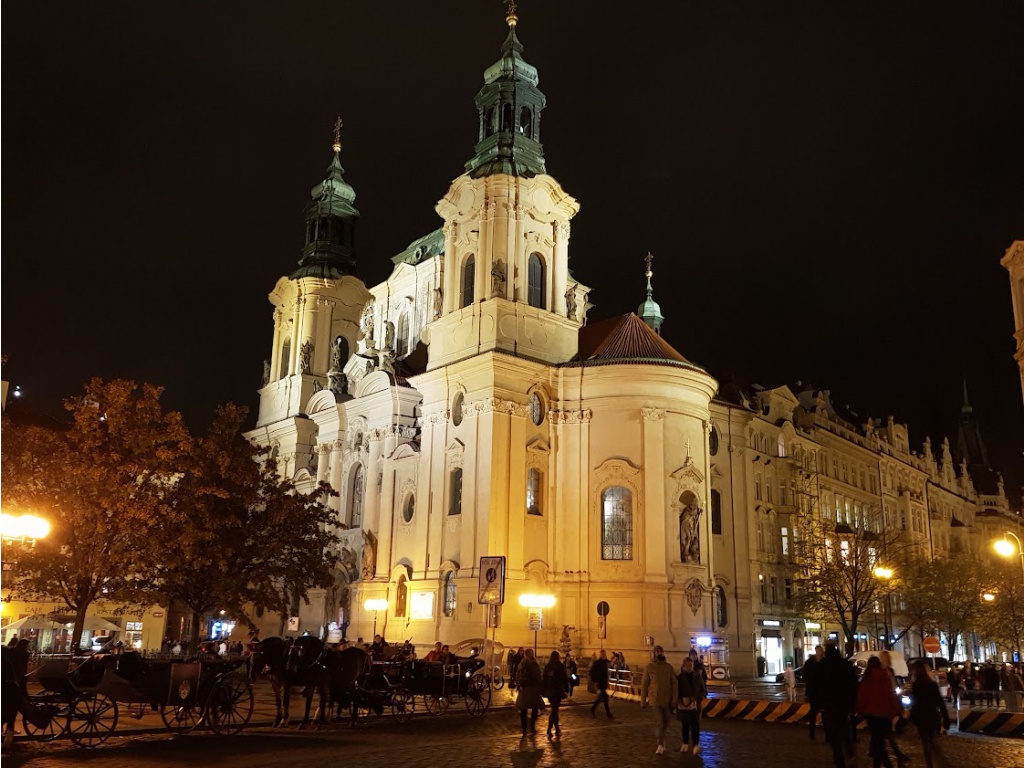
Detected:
[
  {"left": 596, "top": 601, "right": 610, "bottom": 617},
  {"left": 923, "top": 636, "right": 941, "bottom": 654}
]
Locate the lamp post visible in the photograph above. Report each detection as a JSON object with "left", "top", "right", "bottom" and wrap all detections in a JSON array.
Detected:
[
  {"left": 518, "top": 594, "right": 555, "bottom": 655},
  {"left": 873, "top": 566, "right": 894, "bottom": 651},
  {"left": 364, "top": 598, "right": 388, "bottom": 638},
  {"left": 994, "top": 531, "right": 1024, "bottom": 584},
  {"left": 1, "top": 513, "right": 51, "bottom": 570}
]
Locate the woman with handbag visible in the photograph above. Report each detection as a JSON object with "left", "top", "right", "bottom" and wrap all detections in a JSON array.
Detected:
[
  {"left": 542, "top": 651, "right": 568, "bottom": 740},
  {"left": 676, "top": 655, "right": 707, "bottom": 754}
]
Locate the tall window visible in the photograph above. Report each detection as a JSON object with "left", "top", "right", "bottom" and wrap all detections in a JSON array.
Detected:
[
  {"left": 527, "top": 253, "right": 545, "bottom": 308},
  {"left": 449, "top": 468, "right": 463, "bottom": 515},
  {"left": 279, "top": 339, "right": 291, "bottom": 379},
  {"left": 461, "top": 255, "right": 476, "bottom": 307},
  {"left": 396, "top": 312, "right": 410, "bottom": 355},
  {"left": 395, "top": 575, "right": 408, "bottom": 617},
  {"left": 711, "top": 490, "right": 723, "bottom": 535},
  {"left": 526, "top": 468, "right": 543, "bottom": 516},
  {"left": 754, "top": 474, "right": 762, "bottom": 501},
  {"left": 349, "top": 464, "right": 365, "bottom": 527},
  {"left": 601, "top": 486, "right": 633, "bottom": 560},
  {"left": 443, "top": 572, "right": 457, "bottom": 617},
  {"left": 781, "top": 526, "right": 790, "bottom": 556},
  {"left": 716, "top": 586, "right": 728, "bottom": 628},
  {"left": 519, "top": 106, "right": 533, "bottom": 138}
]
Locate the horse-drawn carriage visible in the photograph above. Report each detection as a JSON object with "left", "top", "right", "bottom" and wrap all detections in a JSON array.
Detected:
[
  {"left": 365, "top": 651, "right": 492, "bottom": 721},
  {"left": 21, "top": 652, "right": 254, "bottom": 746}
]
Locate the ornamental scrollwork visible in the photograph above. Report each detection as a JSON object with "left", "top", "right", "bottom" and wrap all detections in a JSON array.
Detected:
[{"left": 641, "top": 407, "right": 665, "bottom": 423}]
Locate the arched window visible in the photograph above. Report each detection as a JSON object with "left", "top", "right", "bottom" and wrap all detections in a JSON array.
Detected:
[
  {"left": 483, "top": 107, "right": 495, "bottom": 138},
  {"left": 527, "top": 253, "right": 545, "bottom": 308},
  {"left": 716, "top": 586, "right": 728, "bottom": 628},
  {"left": 279, "top": 339, "right": 291, "bottom": 379},
  {"left": 601, "top": 486, "right": 633, "bottom": 560},
  {"left": 711, "top": 489, "right": 723, "bottom": 535},
  {"left": 449, "top": 468, "right": 463, "bottom": 515},
  {"left": 335, "top": 336, "right": 349, "bottom": 368},
  {"left": 501, "top": 103, "right": 513, "bottom": 132},
  {"left": 526, "top": 468, "right": 542, "bottom": 516},
  {"left": 443, "top": 572, "right": 457, "bottom": 618},
  {"left": 396, "top": 312, "right": 410, "bottom": 355},
  {"left": 395, "top": 575, "right": 408, "bottom": 617},
  {"left": 519, "top": 106, "right": 533, "bottom": 138},
  {"left": 709, "top": 427, "right": 720, "bottom": 456},
  {"left": 349, "top": 464, "right": 365, "bottom": 527},
  {"left": 461, "top": 255, "right": 476, "bottom": 307}
]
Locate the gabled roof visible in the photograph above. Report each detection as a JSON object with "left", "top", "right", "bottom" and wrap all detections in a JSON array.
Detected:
[{"left": 563, "top": 313, "right": 705, "bottom": 372}]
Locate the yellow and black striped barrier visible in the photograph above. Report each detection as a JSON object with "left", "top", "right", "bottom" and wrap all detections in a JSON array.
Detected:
[{"left": 957, "top": 710, "right": 1024, "bottom": 737}]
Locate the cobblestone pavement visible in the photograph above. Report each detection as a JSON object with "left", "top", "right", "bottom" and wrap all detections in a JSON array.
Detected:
[{"left": 5, "top": 695, "right": 1022, "bottom": 768}]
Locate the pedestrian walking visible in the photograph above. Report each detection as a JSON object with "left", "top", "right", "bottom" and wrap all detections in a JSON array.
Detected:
[
  {"left": 908, "top": 660, "right": 950, "bottom": 768},
  {"left": 542, "top": 650, "right": 568, "bottom": 740},
  {"left": 804, "top": 644, "right": 825, "bottom": 740},
  {"left": 819, "top": 641, "right": 858, "bottom": 768},
  {"left": 688, "top": 648, "right": 708, "bottom": 683},
  {"left": 857, "top": 656, "right": 903, "bottom": 768},
  {"left": 784, "top": 663, "right": 798, "bottom": 702},
  {"left": 676, "top": 655, "right": 707, "bottom": 754},
  {"left": 641, "top": 645, "right": 678, "bottom": 755},
  {"left": 878, "top": 651, "right": 910, "bottom": 765},
  {"left": 566, "top": 654, "right": 579, "bottom": 699},
  {"left": 589, "top": 648, "right": 613, "bottom": 718},
  {"left": 515, "top": 648, "right": 544, "bottom": 736}
]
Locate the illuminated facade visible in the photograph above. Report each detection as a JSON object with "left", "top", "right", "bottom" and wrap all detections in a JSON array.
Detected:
[{"left": 1002, "top": 240, "right": 1024, "bottom": 406}]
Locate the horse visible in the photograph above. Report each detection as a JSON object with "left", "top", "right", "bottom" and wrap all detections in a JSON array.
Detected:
[
  {"left": 249, "top": 636, "right": 330, "bottom": 729},
  {"left": 322, "top": 646, "right": 374, "bottom": 724}
]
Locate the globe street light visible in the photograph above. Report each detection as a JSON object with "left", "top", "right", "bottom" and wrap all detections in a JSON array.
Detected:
[
  {"left": 519, "top": 593, "right": 556, "bottom": 655},
  {"left": 873, "top": 566, "right": 895, "bottom": 650},
  {"left": 994, "top": 532, "right": 1024, "bottom": 584},
  {"left": 363, "top": 598, "right": 388, "bottom": 638}
]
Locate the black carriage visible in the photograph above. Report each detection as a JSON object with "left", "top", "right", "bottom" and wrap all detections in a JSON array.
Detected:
[
  {"left": 366, "top": 655, "right": 491, "bottom": 722},
  {"left": 22, "top": 652, "right": 254, "bottom": 747}
]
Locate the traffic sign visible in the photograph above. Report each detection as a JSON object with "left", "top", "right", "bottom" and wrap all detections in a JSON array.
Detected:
[
  {"left": 923, "top": 636, "right": 941, "bottom": 654},
  {"left": 478, "top": 556, "right": 506, "bottom": 605},
  {"left": 597, "top": 601, "right": 610, "bottom": 617}
]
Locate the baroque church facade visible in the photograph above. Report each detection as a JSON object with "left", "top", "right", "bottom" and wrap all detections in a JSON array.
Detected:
[{"left": 245, "top": 11, "right": 1022, "bottom": 675}]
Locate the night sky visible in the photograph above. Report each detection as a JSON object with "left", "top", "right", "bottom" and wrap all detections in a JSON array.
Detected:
[{"left": 4, "top": 2, "right": 1023, "bottom": 493}]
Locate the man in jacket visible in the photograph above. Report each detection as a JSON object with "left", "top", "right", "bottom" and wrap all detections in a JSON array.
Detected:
[
  {"left": 818, "top": 642, "right": 858, "bottom": 768},
  {"left": 589, "top": 649, "right": 613, "bottom": 718},
  {"left": 641, "top": 645, "right": 679, "bottom": 754},
  {"left": 804, "top": 644, "right": 825, "bottom": 739}
]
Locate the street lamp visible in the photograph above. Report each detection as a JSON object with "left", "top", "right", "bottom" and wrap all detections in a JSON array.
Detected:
[
  {"left": 873, "top": 566, "right": 895, "bottom": 651},
  {"left": 994, "top": 532, "right": 1024, "bottom": 584},
  {"left": 363, "top": 598, "right": 388, "bottom": 637},
  {"left": 1, "top": 513, "right": 51, "bottom": 572},
  {"left": 518, "top": 594, "right": 555, "bottom": 655}
]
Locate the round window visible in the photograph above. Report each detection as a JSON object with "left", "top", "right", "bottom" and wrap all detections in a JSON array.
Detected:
[
  {"left": 452, "top": 392, "right": 464, "bottom": 426},
  {"left": 530, "top": 393, "right": 544, "bottom": 426},
  {"left": 402, "top": 494, "right": 415, "bottom": 523},
  {"left": 709, "top": 427, "right": 720, "bottom": 457}
]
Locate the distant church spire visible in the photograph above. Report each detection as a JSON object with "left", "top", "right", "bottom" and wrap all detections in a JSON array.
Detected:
[
  {"left": 291, "top": 117, "right": 360, "bottom": 279},
  {"left": 464, "top": 0, "right": 547, "bottom": 178},
  {"left": 638, "top": 252, "right": 665, "bottom": 335},
  {"left": 957, "top": 376, "right": 989, "bottom": 469}
]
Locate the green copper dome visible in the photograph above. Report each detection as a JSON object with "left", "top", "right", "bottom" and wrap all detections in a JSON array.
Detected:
[
  {"left": 292, "top": 144, "right": 360, "bottom": 280},
  {"left": 465, "top": 18, "right": 547, "bottom": 178},
  {"left": 637, "top": 253, "right": 665, "bottom": 334}
]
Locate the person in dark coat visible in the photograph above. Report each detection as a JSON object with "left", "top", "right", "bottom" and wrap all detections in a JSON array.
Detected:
[
  {"left": 542, "top": 651, "right": 568, "bottom": 740},
  {"left": 818, "top": 642, "right": 858, "bottom": 768},
  {"left": 977, "top": 663, "right": 1001, "bottom": 707},
  {"left": 589, "top": 648, "right": 612, "bottom": 718},
  {"left": 804, "top": 644, "right": 825, "bottom": 740},
  {"left": 515, "top": 648, "right": 544, "bottom": 736},
  {"left": 2, "top": 645, "right": 20, "bottom": 752},
  {"left": 908, "top": 660, "right": 950, "bottom": 768},
  {"left": 566, "top": 654, "right": 579, "bottom": 698}
]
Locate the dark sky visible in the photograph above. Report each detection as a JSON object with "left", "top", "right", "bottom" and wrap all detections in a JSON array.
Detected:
[{"left": 4, "top": 2, "right": 1023, "bottom": 493}]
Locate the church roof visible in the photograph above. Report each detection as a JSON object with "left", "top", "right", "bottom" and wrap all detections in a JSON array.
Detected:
[{"left": 564, "top": 313, "right": 705, "bottom": 371}]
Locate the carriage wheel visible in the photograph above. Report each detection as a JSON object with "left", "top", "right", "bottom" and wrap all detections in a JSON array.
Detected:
[
  {"left": 207, "top": 676, "right": 255, "bottom": 735},
  {"left": 491, "top": 673, "right": 505, "bottom": 691},
  {"left": 390, "top": 691, "right": 413, "bottom": 722},
  {"left": 159, "top": 702, "right": 202, "bottom": 734},
  {"left": 465, "top": 675, "right": 491, "bottom": 716},
  {"left": 22, "top": 702, "right": 70, "bottom": 741},
  {"left": 67, "top": 693, "right": 119, "bottom": 748},
  {"left": 424, "top": 695, "right": 449, "bottom": 715}
]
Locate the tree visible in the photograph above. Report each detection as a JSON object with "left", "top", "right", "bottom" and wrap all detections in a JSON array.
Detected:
[
  {"left": 901, "top": 557, "right": 994, "bottom": 660},
  {"left": 977, "top": 562, "right": 1024, "bottom": 661},
  {"left": 135, "top": 404, "right": 340, "bottom": 648},
  {"left": 1, "top": 379, "right": 188, "bottom": 648},
  {"left": 793, "top": 515, "right": 911, "bottom": 656}
]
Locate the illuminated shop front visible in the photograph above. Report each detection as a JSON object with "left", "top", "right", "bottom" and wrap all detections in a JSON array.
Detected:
[
  {"left": 757, "top": 619, "right": 784, "bottom": 675},
  {"left": 690, "top": 632, "right": 730, "bottom": 680}
]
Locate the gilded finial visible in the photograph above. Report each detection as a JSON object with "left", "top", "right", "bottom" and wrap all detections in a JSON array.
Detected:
[
  {"left": 645, "top": 251, "right": 654, "bottom": 280},
  {"left": 505, "top": 0, "right": 518, "bottom": 27},
  {"left": 332, "top": 116, "right": 343, "bottom": 153}
]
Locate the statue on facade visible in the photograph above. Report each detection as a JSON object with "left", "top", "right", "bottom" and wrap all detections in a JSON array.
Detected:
[
  {"left": 433, "top": 287, "right": 443, "bottom": 320},
  {"left": 329, "top": 338, "right": 343, "bottom": 371},
  {"left": 299, "top": 340, "right": 314, "bottom": 373},
  {"left": 328, "top": 370, "right": 348, "bottom": 399},
  {"left": 679, "top": 496, "right": 702, "bottom": 563},
  {"left": 565, "top": 287, "right": 577, "bottom": 321},
  {"left": 339, "top": 547, "right": 360, "bottom": 582},
  {"left": 491, "top": 259, "right": 507, "bottom": 298},
  {"left": 359, "top": 300, "right": 375, "bottom": 341},
  {"left": 262, "top": 359, "right": 271, "bottom": 386},
  {"left": 360, "top": 531, "right": 377, "bottom": 580},
  {"left": 382, "top": 320, "right": 395, "bottom": 352},
  {"left": 312, "top": 380, "right": 324, "bottom": 394}
]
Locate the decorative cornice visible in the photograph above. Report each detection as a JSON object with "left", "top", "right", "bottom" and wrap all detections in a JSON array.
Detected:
[
  {"left": 641, "top": 407, "right": 665, "bottom": 423},
  {"left": 551, "top": 409, "right": 592, "bottom": 424},
  {"left": 466, "top": 397, "right": 530, "bottom": 419}
]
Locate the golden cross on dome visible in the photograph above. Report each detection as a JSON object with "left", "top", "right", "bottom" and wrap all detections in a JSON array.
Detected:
[
  {"left": 505, "top": 0, "right": 518, "bottom": 27},
  {"left": 332, "top": 116, "right": 343, "bottom": 153}
]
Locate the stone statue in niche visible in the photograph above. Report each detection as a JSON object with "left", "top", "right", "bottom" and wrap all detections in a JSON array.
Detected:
[
  {"left": 565, "top": 288, "right": 577, "bottom": 320},
  {"left": 433, "top": 288, "right": 443, "bottom": 319},
  {"left": 329, "top": 338, "right": 343, "bottom": 371},
  {"left": 382, "top": 321, "right": 395, "bottom": 352},
  {"left": 679, "top": 495, "right": 702, "bottom": 563},
  {"left": 328, "top": 370, "right": 348, "bottom": 399},
  {"left": 360, "top": 531, "right": 377, "bottom": 580},
  {"left": 299, "top": 340, "right": 314, "bottom": 373},
  {"left": 262, "top": 359, "right": 271, "bottom": 386},
  {"left": 359, "top": 300, "right": 375, "bottom": 341},
  {"left": 491, "top": 259, "right": 507, "bottom": 298},
  {"left": 312, "top": 380, "right": 324, "bottom": 394}
]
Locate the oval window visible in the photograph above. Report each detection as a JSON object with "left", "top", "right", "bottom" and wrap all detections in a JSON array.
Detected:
[
  {"left": 452, "top": 392, "right": 464, "bottom": 426},
  {"left": 530, "top": 393, "right": 544, "bottom": 426},
  {"left": 402, "top": 494, "right": 415, "bottom": 523},
  {"left": 709, "top": 427, "right": 720, "bottom": 456}
]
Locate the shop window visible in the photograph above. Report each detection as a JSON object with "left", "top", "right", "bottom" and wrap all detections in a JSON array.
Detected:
[{"left": 601, "top": 486, "right": 633, "bottom": 560}]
